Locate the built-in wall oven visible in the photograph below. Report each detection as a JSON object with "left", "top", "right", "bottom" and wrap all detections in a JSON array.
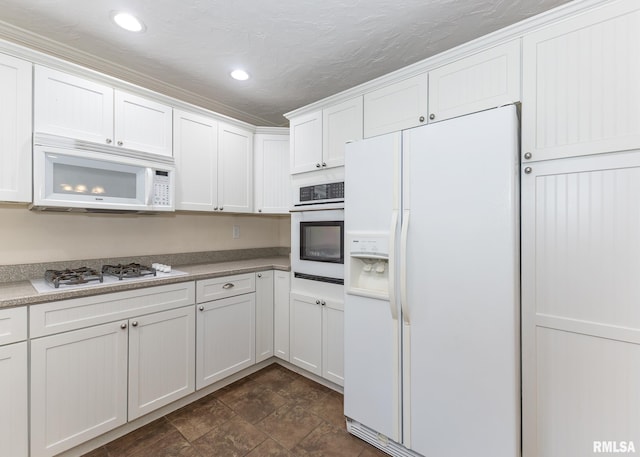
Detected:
[{"left": 291, "top": 179, "right": 345, "bottom": 284}]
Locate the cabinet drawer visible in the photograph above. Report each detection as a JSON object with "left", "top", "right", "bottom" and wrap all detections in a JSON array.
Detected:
[
  {"left": 30, "top": 281, "right": 196, "bottom": 338},
  {"left": 196, "top": 273, "right": 256, "bottom": 303},
  {"left": 0, "top": 307, "right": 27, "bottom": 346}
]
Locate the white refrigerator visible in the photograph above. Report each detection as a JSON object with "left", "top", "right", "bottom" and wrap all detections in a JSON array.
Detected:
[{"left": 344, "top": 105, "right": 520, "bottom": 457}]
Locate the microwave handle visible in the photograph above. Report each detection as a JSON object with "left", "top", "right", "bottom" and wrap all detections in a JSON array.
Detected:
[{"left": 145, "top": 168, "right": 154, "bottom": 205}]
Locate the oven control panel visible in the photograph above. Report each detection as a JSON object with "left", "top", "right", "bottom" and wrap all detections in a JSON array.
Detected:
[{"left": 299, "top": 181, "right": 344, "bottom": 203}]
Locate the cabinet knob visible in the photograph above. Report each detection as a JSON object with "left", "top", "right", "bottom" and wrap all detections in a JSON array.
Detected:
[
  {"left": 316, "top": 299, "right": 321, "bottom": 305},
  {"left": 320, "top": 300, "right": 326, "bottom": 306},
  {"left": 106, "top": 138, "right": 112, "bottom": 144},
  {"left": 199, "top": 305, "right": 204, "bottom": 311},
  {"left": 258, "top": 209, "right": 262, "bottom": 213},
  {"left": 524, "top": 167, "right": 533, "bottom": 174},
  {"left": 222, "top": 283, "right": 235, "bottom": 289},
  {"left": 220, "top": 206, "right": 224, "bottom": 211},
  {"left": 257, "top": 273, "right": 262, "bottom": 278},
  {"left": 120, "top": 323, "right": 127, "bottom": 329},
  {"left": 117, "top": 140, "right": 123, "bottom": 146},
  {"left": 132, "top": 321, "right": 138, "bottom": 327},
  {"left": 322, "top": 162, "right": 327, "bottom": 167},
  {"left": 214, "top": 206, "right": 218, "bottom": 210},
  {"left": 524, "top": 152, "right": 532, "bottom": 160},
  {"left": 316, "top": 163, "right": 321, "bottom": 168},
  {"left": 429, "top": 113, "right": 435, "bottom": 120},
  {"left": 419, "top": 116, "right": 425, "bottom": 123}
]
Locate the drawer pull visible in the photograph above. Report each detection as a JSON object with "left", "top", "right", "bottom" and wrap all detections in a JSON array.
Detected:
[{"left": 222, "top": 283, "right": 235, "bottom": 289}]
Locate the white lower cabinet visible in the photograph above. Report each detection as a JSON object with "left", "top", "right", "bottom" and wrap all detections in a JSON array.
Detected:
[
  {"left": 290, "top": 291, "right": 344, "bottom": 385},
  {"left": 30, "top": 321, "right": 129, "bottom": 457},
  {"left": 274, "top": 271, "right": 291, "bottom": 361},
  {"left": 29, "top": 282, "right": 196, "bottom": 457},
  {"left": 0, "top": 341, "right": 28, "bottom": 457},
  {"left": 255, "top": 270, "right": 275, "bottom": 362},
  {"left": 128, "top": 306, "right": 196, "bottom": 421},
  {"left": 196, "top": 273, "right": 256, "bottom": 389}
]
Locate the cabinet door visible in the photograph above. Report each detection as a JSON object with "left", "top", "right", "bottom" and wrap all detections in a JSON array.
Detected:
[
  {"left": 521, "top": 151, "right": 640, "bottom": 457},
  {"left": 290, "top": 110, "right": 322, "bottom": 174},
  {"left": 428, "top": 40, "right": 520, "bottom": 123},
  {"left": 274, "top": 270, "right": 291, "bottom": 361},
  {"left": 174, "top": 110, "right": 218, "bottom": 211},
  {"left": 196, "top": 294, "right": 256, "bottom": 389},
  {"left": 128, "top": 306, "right": 195, "bottom": 420},
  {"left": 322, "top": 298, "right": 344, "bottom": 386},
  {"left": 255, "top": 271, "right": 274, "bottom": 363},
  {"left": 290, "top": 292, "right": 322, "bottom": 376},
  {"left": 218, "top": 122, "right": 254, "bottom": 213},
  {"left": 30, "top": 322, "right": 128, "bottom": 457},
  {"left": 34, "top": 65, "right": 114, "bottom": 145},
  {"left": 114, "top": 90, "right": 173, "bottom": 157},
  {"left": 323, "top": 96, "right": 363, "bottom": 169},
  {"left": 254, "top": 133, "right": 290, "bottom": 214},
  {"left": 0, "top": 53, "right": 32, "bottom": 203},
  {"left": 522, "top": 1, "right": 640, "bottom": 162},
  {"left": 0, "top": 342, "right": 28, "bottom": 457},
  {"left": 363, "top": 73, "right": 428, "bottom": 138}
]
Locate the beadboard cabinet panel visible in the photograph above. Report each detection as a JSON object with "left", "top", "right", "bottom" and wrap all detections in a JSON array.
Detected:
[
  {"left": 522, "top": 1, "right": 640, "bottom": 162},
  {"left": 0, "top": 53, "right": 32, "bottom": 203},
  {"left": 428, "top": 40, "right": 520, "bottom": 123}
]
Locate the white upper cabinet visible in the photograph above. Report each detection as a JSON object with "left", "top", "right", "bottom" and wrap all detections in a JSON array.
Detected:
[
  {"left": 254, "top": 132, "right": 290, "bottom": 214},
  {"left": 428, "top": 40, "right": 521, "bottom": 123},
  {"left": 290, "top": 110, "right": 323, "bottom": 174},
  {"left": 522, "top": 0, "right": 640, "bottom": 162},
  {"left": 114, "top": 91, "right": 173, "bottom": 157},
  {"left": 218, "top": 122, "right": 254, "bottom": 213},
  {"left": 34, "top": 65, "right": 113, "bottom": 145},
  {"left": 363, "top": 73, "right": 428, "bottom": 138},
  {"left": 34, "top": 65, "right": 173, "bottom": 157},
  {"left": 174, "top": 110, "right": 218, "bottom": 211},
  {"left": 290, "top": 96, "right": 363, "bottom": 174},
  {"left": 322, "top": 96, "right": 363, "bottom": 168},
  {"left": 0, "top": 53, "right": 32, "bottom": 203},
  {"left": 174, "top": 112, "right": 253, "bottom": 213}
]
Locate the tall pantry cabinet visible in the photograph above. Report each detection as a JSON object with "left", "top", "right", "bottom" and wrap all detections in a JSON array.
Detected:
[{"left": 521, "top": 1, "right": 640, "bottom": 456}]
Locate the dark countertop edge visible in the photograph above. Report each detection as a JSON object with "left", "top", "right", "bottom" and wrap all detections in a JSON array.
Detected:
[{"left": 0, "top": 257, "right": 290, "bottom": 309}]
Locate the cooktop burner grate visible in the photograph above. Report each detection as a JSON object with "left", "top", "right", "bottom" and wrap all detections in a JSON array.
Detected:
[
  {"left": 101, "top": 263, "right": 157, "bottom": 280},
  {"left": 44, "top": 267, "right": 104, "bottom": 289}
]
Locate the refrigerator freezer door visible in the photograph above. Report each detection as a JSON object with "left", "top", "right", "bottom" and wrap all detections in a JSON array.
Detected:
[
  {"left": 344, "top": 132, "right": 402, "bottom": 442},
  {"left": 402, "top": 106, "right": 520, "bottom": 456}
]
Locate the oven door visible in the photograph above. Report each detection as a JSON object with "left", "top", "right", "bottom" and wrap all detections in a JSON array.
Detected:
[{"left": 291, "top": 209, "right": 345, "bottom": 282}]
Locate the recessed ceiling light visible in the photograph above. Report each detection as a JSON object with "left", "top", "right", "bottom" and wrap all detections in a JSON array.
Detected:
[
  {"left": 112, "top": 12, "right": 145, "bottom": 32},
  {"left": 230, "top": 69, "right": 250, "bottom": 81}
]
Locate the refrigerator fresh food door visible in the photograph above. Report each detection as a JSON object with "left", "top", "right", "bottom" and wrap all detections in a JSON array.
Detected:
[
  {"left": 344, "top": 132, "right": 402, "bottom": 443},
  {"left": 402, "top": 105, "right": 520, "bottom": 457}
]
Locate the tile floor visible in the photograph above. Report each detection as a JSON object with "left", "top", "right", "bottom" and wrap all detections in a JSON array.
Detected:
[{"left": 83, "top": 364, "right": 388, "bottom": 457}]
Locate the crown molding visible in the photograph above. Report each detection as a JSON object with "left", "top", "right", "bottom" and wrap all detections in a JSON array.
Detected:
[
  {"left": 284, "top": 0, "right": 613, "bottom": 119},
  {"left": 254, "top": 126, "right": 289, "bottom": 135},
  {"left": 0, "top": 20, "right": 277, "bottom": 129}
]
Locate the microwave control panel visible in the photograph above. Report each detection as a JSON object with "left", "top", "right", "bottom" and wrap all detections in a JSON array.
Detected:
[
  {"left": 152, "top": 170, "right": 171, "bottom": 207},
  {"left": 299, "top": 181, "right": 344, "bottom": 203}
]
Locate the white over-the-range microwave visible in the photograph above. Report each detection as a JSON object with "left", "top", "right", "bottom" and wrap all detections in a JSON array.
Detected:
[{"left": 31, "top": 141, "right": 175, "bottom": 213}]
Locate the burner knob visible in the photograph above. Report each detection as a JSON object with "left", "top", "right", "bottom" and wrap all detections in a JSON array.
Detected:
[{"left": 120, "top": 323, "right": 127, "bottom": 329}]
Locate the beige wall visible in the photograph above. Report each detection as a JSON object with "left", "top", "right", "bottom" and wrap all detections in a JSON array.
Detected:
[{"left": 0, "top": 205, "right": 290, "bottom": 265}]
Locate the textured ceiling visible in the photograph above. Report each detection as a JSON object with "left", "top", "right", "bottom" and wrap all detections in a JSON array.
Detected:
[{"left": 0, "top": 0, "right": 572, "bottom": 126}]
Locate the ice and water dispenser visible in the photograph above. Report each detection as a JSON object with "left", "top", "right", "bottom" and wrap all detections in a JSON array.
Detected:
[{"left": 346, "top": 233, "right": 390, "bottom": 300}]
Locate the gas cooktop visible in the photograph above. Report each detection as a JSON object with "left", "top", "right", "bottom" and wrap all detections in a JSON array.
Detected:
[{"left": 31, "top": 263, "right": 187, "bottom": 294}]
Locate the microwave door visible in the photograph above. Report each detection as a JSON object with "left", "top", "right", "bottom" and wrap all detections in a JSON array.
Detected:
[{"left": 34, "top": 147, "right": 149, "bottom": 211}]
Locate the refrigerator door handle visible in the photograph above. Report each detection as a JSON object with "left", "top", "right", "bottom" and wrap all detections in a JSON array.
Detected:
[
  {"left": 400, "top": 210, "right": 410, "bottom": 325},
  {"left": 388, "top": 210, "right": 399, "bottom": 320}
]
